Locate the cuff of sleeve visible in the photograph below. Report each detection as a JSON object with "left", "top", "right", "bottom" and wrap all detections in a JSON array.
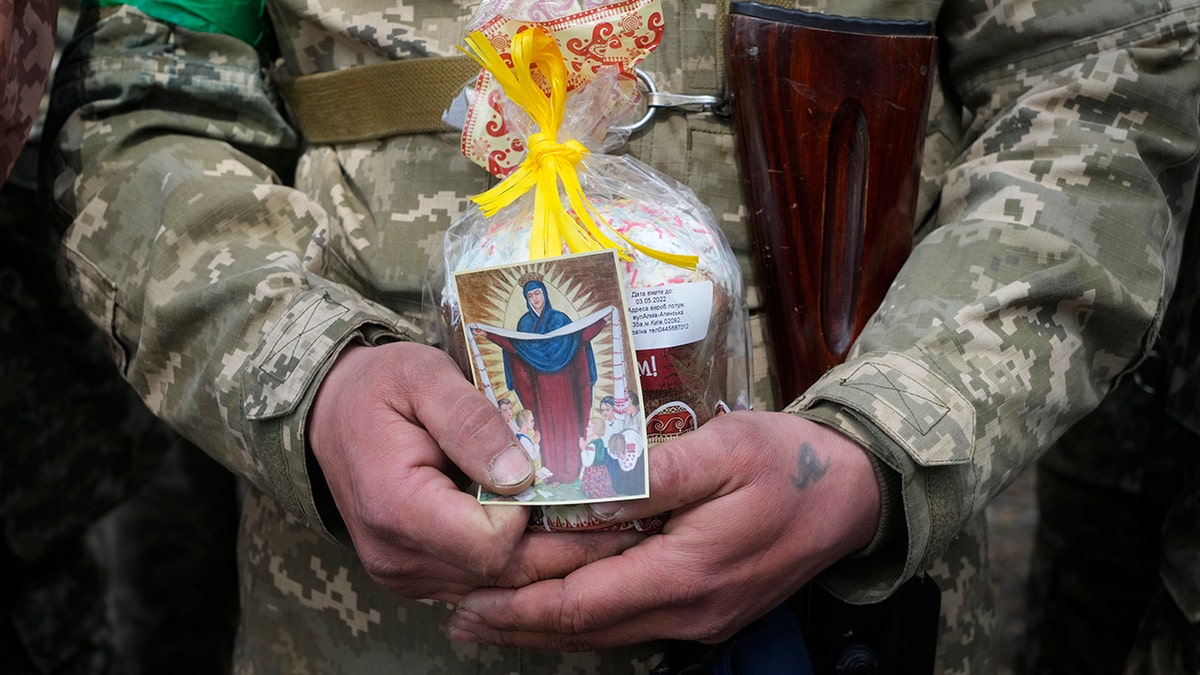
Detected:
[
  {"left": 786, "top": 352, "right": 977, "bottom": 603},
  {"left": 791, "top": 401, "right": 915, "bottom": 602},
  {"left": 242, "top": 285, "right": 419, "bottom": 544},
  {"left": 856, "top": 451, "right": 904, "bottom": 559},
  {"left": 299, "top": 325, "right": 409, "bottom": 546}
]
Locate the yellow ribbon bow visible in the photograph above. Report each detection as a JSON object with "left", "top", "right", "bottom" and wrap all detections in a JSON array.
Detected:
[{"left": 461, "top": 26, "right": 697, "bottom": 269}]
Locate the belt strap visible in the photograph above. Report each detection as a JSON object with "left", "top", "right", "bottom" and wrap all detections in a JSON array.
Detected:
[{"left": 277, "top": 54, "right": 480, "bottom": 144}]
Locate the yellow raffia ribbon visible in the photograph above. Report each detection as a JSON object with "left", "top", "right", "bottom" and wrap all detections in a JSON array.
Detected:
[{"left": 461, "top": 27, "right": 698, "bottom": 269}]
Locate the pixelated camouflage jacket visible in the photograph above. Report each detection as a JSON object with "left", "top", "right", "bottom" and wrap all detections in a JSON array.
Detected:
[{"left": 46, "top": 0, "right": 1200, "bottom": 656}]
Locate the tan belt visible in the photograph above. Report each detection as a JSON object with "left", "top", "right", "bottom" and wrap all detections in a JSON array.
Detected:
[
  {"left": 277, "top": 0, "right": 799, "bottom": 144},
  {"left": 277, "top": 54, "right": 480, "bottom": 144},
  {"left": 273, "top": 2, "right": 734, "bottom": 145}
]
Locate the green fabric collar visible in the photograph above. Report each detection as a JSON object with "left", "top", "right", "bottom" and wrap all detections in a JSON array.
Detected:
[{"left": 85, "top": 0, "right": 266, "bottom": 47}]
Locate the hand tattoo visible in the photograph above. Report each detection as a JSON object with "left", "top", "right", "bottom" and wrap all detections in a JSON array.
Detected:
[{"left": 791, "top": 442, "right": 831, "bottom": 492}]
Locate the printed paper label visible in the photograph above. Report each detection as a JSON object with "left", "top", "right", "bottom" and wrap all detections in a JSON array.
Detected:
[{"left": 627, "top": 281, "right": 712, "bottom": 350}]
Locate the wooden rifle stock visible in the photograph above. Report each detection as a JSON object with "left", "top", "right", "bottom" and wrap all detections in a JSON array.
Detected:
[
  {"left": 726, "top": 6, "right": 942, "bottom": 674},
  {"left": 726, "top": 2, "right": 937, "bottom": 402}
]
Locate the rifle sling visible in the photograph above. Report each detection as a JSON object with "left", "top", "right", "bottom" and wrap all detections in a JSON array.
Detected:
[{"left": 277, "top": 54, "right": 480, "bottom": 144}]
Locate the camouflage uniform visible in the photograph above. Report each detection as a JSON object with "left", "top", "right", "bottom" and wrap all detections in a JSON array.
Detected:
[{"left": 44, "top": 0, "right": 1200, "bottom": 673}]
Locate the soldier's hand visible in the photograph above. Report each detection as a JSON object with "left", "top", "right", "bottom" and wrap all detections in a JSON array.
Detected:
[
  {"left": 308, "top": 342, "right": 639, "bottom": 603},
  {"left": 445, "top": 411, "right": 882, "bottom": 649}
]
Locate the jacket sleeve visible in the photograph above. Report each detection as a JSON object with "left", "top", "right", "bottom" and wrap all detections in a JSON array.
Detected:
[
  {"left": 793, "top": 1, "right": 1200, "bottom": 601},
  {"left": 45, "top": 6, "right": 419, "bottom": 537}
]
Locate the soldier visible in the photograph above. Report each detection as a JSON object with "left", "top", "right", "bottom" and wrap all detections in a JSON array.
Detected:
[{"left": 44, "top": 0, "right": 1200, "bottom": 673}]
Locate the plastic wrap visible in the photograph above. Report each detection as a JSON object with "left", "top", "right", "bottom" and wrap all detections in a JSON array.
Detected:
[{"left": 427, "top": 0, "right": 749, "bottom": 530}]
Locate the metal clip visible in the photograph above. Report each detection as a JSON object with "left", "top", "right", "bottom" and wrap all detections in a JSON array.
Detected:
[{"left": 612, "top": 69, "right": 728, "bottom": 135}]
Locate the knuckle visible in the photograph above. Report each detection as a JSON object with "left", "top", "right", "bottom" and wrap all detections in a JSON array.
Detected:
[
  {"left": 715, "top": 413, "right": 774, "bottom": 474},
  {"left": 555, "top": 596, "right": 599, "bottom": 635},
  {"left": 474, "top": 551, "right": 512, "bottom": 582},
  {"left": 387, "top": 345, "right": 455, "bottom": 402},
  {"left": 721, "top": 411, "right": 767, "bottom": 446},
  {"left": 446, "top": 392, "right": 510, "bottom": 449},
  {"left": 356, "top": 545, "right": 406, "bottom": 585},
  {"left": 354, "top": 493, "right": 402, "bottom": 543},
  {"left": 350, "top": 501, "right": 424, "bottom": 584},
  {"left": 494, "top": 557, "right": 539, "bottom": 587},
  {"left": 651, "top": 441, "right": 684, "bottom": 484},
  {"left": 556, "top": 633, "right": 596, "bottom": 652},
  {"left": 463, "top": 535, "right": 520, "bottom": 584}
]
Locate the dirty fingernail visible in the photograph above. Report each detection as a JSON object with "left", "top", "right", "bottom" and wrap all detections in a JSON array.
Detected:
[{"left": 489, "top": 444, "right": 533, "bottom": 487}]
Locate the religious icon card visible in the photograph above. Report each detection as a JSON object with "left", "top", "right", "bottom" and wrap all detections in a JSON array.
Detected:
[{"left": 453, "top": 250, "right": 649, "bottom": 505}]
